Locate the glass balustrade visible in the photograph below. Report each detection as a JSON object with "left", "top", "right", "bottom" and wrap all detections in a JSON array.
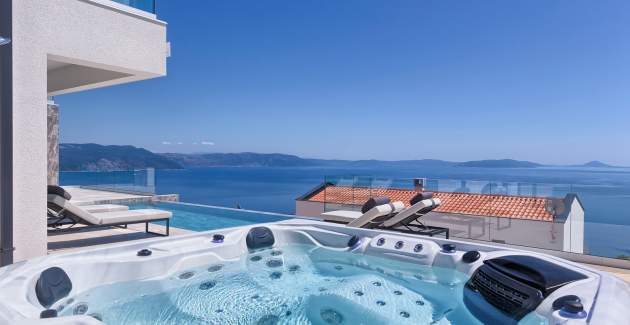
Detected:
[
  {"left": 320, "top": 175, "right": 628, "bottom": 261},
  {"left": 60, "top": 168, "right": 156, "bottom": 195},
  {"left": 111, "top": 0, "right": 155, "bottom": 13}
]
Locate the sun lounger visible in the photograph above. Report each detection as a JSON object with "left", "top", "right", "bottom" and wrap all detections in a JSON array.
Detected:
[
  {"left": 344, "top": 192, "right": 449, "bottom": 238},
  {"left": 47, "top": 187, "right": 171, "bottom": 236},
  {"left": 346, "top": 201, "right": 406, "bottom": 228},
  {"left": 47, "top": 185, "right": 129, "bottom": 213},
  {"left": 47, "top": 185, "right": 130, "bottom": 226},
  {"left": 321, "top": 197, "right": 405, "bottom": 224},
  {"left": 379, "top": 192, "right": 449, "bottom": 238}
]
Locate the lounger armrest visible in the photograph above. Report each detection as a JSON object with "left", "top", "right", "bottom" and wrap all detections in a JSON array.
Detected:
[
  {"left": 347, "top": 201, "right": 405, "bottom": 228},
  {"left": 382, "top": 198, "right": 441, "bottom": 228}
]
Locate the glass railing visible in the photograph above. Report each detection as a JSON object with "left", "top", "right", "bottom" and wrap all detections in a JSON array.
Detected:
[
  {"left": 317, "top": 175, "right": 630, "bottom": 261},
  {"left": 111, "top": 0, "right": 155, "bottom": 13},
  {"left": 60, "top": 168, "right": 156, "bottom": 195}
]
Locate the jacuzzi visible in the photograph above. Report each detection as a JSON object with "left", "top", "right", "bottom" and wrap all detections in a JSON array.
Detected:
[{"left": 0, "top": 219, "right": 628, "bottom": 325}]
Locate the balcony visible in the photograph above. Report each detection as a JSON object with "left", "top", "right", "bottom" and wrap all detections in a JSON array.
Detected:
[
  {"left": 111, "top": 0, "right": 155, "bottom": 13},
  {"left": 296, "top": 176, "right": 630, "bottom": 260}
]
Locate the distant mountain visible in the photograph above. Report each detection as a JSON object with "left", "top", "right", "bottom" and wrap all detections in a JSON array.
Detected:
[
  {"left": 60, "top": 143, "right": 183, "bottom": 171},
  {"left": 162, "top": 152, "right": 316, "bottom": 168},
  {"left": 574, "top": 160, "right": 614, "bottom": 168},
  {"left": 59, "top": 143, "right": 620, "bottom": 171},
  {"left": 162, "top": 153, "right": 461, "bottom": 169},
  {"left": 303, "top": 158, "right": 456, "bottom": 168},
  {"left": 455, "top": 159, "right": 543, "bottom": 168}
]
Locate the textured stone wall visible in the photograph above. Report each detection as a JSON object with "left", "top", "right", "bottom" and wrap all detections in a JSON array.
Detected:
[{"left": 47, "top": 103, "right": 59, "bottom": 185}]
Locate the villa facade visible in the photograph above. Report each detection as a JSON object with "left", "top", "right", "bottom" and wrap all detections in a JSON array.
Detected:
[
  {"left": 296, "top": 183, "right": 585, "bottom": 253},
  {"left": 1, "top": 0, "right": 169, "bottom": 264}
]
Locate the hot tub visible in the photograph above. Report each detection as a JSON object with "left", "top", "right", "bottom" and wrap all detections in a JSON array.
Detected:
[{"left": 0, "top": 219, "right": 628, "bottom": 324}]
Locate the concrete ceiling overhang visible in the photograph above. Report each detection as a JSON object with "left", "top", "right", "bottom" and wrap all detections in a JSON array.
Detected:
[{"left": 48, "top": 58, "right": 133, "bottom": 96}]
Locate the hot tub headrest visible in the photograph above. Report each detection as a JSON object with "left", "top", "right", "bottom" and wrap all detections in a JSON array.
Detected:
[
  {"left": 361, "top": 196, "right": 391, "bottom": 213},
  {"left": 47, "top": 185, "right": 71, "bottom": 200},
  {"left": 36, "top": 267, "right": 72, "bottom": 308},
  {"left": 246, "top": 227, "right": 275, "bottom": 250},
  {"left": 410, "top": 192, "right": 434, "bottom": 206}
]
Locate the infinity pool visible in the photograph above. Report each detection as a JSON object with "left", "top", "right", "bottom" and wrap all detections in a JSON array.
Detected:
[
  {"left": 128, "top": 201, "right": 293, "bottom": 232},
  {"left": 57, "top": 243, "right": 480, "bottom": 324}
]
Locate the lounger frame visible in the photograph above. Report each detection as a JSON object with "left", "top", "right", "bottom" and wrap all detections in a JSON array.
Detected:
[
  {"left": 357, "top": 206, "right": 450, "bottom": 239},
  {"left": 360, "top": 217, "right": 449, "bottom": 239},
  {"left": 387, "top": 222, "right": 449, "bottom": 239},
  {"left": 47, "top": 217, "right": 170, "bottom": 237}
]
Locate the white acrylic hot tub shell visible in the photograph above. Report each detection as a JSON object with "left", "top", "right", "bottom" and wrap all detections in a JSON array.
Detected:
[{"left": 0, "top": 219, "right": 627, "bottom": 325}]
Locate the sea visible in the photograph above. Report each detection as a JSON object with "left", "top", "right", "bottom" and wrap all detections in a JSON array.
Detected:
[{"left": 61, "top": 166, "right": 630, "bottom": 258}]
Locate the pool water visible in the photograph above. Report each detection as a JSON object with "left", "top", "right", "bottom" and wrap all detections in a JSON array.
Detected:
[
  {"left": 128, "top": 202, "right": 292, "bottom": 232},
  {"left": 57, "top": 244, "right": 483, "bottom": 324}
]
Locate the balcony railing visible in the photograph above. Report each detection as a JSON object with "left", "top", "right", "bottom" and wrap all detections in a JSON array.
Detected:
[{"left": 111, "top": 0, "right": 155, "bottom": 14}]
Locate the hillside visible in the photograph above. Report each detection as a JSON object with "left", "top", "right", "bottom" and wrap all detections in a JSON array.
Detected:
[
  {"left": 59, "top": 143, "right": 620, "bottom": 171},
  {"left": 455, "top": 159, "right": 543, "bottom": 168},
  {"left": 575, "top": 160, "right": 614, "bottom": 168},
  {"left": 60, "top": 143, "right": 183, "bottom": 171},
  {"left": 162, "top": 152, "right": 316, "bottom": 168}
]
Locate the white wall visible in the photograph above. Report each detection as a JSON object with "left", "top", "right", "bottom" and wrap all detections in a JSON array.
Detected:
[
  {"left": 563, "top": 198, "right": 584, "bottom": 254},
  {"left": 295, "top": 200, "right": 325, "bottom": 217},
  {"left": 421, "top": 212, "right": 565, "bottom": 251},
  {"left": 12, "top": 0, "right": 167, "bottom": 261}
]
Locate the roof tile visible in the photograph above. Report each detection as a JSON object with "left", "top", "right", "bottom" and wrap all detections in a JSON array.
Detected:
[{"left": 306, "top": 185, "right": 556, "bottom": 222}]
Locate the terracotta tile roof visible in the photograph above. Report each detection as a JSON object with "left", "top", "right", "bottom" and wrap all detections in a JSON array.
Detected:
[{"left": 305, "top": 185, "right": 556, "bottom": 222}]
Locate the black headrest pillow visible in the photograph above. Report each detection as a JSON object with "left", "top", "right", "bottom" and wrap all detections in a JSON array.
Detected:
[
  {"left": 410, "top": 192, "right": 434, "bottom": 205},
  {"left": 361, "top": 196, "right": 391, "bottom": 213},
  {"left": 47, "top": 185, "right": 72, "bottom": 200}
]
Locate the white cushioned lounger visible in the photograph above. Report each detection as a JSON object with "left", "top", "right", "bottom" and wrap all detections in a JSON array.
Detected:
[
  {"left": 86, "top": 209, "right": 172, "bottom": 225},
  {"left": 321, "top": 201, "right": 405, "bottom": 225},
  {"left": 47, "top": 194, "right": 129, "bottom": 214},
  {"left": 381, "top": 198, "right": 441, "bottom": 228},
  {"left": 49, "top": 195, "right": 171, "bottom": 225},
  {"left": 320, "top": 210, "right": 363, "bottom": 223},
  {"left": 347, "top": 201, "right": 406, "bottom": 228}
]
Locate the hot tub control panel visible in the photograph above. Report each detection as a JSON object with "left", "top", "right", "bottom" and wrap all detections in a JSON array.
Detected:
[{"left": 367, "top": 234, "right": 440, "bottom": 262}]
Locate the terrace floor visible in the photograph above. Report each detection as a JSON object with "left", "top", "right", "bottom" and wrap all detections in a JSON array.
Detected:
[
  {"left": 585, "top": 263, "right": 630, "bottom": 283},
  {"left": 47, "top": 223, "right": 193, "bottom": 254}
]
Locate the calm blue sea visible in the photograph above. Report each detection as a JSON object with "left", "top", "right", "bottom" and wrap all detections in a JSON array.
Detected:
[{"left": 61, "top": 166, "right": 630, "bottom": 257}]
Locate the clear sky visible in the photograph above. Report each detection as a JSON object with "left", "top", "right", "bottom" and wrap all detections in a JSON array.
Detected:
[{"left": 56, "top": 0, "right": 630, "bottom": 165}]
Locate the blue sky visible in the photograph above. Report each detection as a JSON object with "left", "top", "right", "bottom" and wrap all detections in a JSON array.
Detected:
[{"left": 57, "top": 0, "right": 630, "bottom": 165}]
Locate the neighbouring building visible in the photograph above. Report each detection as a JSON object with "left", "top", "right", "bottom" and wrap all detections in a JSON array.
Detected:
[
  {"left": 1, "top": 0, "right": 169, "bottom": 263},
  {"left": 296, "top": 183, "right": 585, "bottom": 254}
]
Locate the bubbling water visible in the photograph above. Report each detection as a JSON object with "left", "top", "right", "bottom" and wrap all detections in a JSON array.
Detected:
[{"left": 57, "top": 244, "right": 484, "bottom": 325}]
